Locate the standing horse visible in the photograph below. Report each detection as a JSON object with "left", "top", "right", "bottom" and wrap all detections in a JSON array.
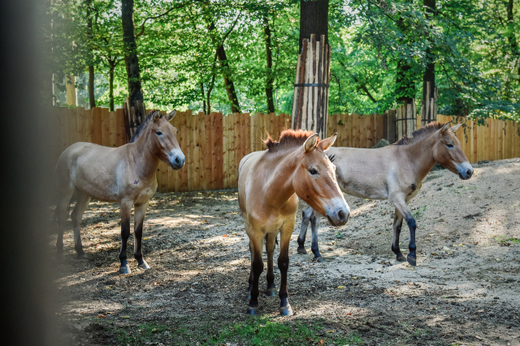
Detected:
[
  {"left": 297, "top": 122, "right": 473, "bottom": 266},
  {"left": 55, "top": 110, "right": 185, "bottom": 274},
  {"left": 238, "top": 130, "right": 350, "bottom": 315}
]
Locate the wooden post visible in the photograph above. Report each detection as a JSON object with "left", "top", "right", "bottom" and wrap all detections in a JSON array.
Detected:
[
  {"left": 123, "top": 97, "right": 146, "bottom": 142},
  {"left": 292, "top": 34, "right": 330, "bottom": 138}
]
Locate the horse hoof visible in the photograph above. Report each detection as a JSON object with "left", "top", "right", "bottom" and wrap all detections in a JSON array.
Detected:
[
  {"left": 138, "top": 260, "right": 151, "bottom": 270},
  {"left": 407, "top": 255, "right": 417, "bottom": 266},
  {"left": 396, "top": 253, "right": 406, "bottom": 262},
  {"left": 266, "top": 288, "right": 277, "bottom": 297},
  {"left": 297, "top": 247, "right": 307, "bottom": 255},
  {"left": 119, "top": 265, "right": 131, "bottom": 274},
  {"left": 76, "top": 252, "right": 88, "bottom": 259},
  {"left": 246, "top": 306, "right": 258, "bottom": 315},
  {"left": 313, "top": 256, "right": 323, "bottom": 263},
  {"left": 279, "top": 305, "right": 293, "bottom": 316}
]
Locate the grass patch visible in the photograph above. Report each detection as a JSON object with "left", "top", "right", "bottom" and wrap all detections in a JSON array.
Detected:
[
  {"left": 495, "top": 236, "right": 520, "bottom": 246},
  {"left": 111, "top": 315, "right": 363, "bottom": 345}
]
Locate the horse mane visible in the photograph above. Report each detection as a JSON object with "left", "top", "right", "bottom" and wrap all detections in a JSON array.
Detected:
[
  {"left": 394, "top": 121, "right": 444, "bottom": 146},
  {"left": 264, "top": 129, "right": 317, "bottom": 153},
  {"left": 130, "top": 110, "right": 161, "bottom": 143}
]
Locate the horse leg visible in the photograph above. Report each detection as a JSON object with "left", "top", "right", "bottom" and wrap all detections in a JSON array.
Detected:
[
  {"left": 309, "top": 210, "right": 323, "bottom": 262},
  {"left": 246, "top": 232, "right": 264, "bottom": 315},
  {"left": 55, "top": 189, "right": 74, "bottom": 258},
  {"left": 71, "top": 192, "right": 91, "bottom": 258},
  {"left": 119, "top": 202, "right": 132, "bottom": 274},
  {"left": 265, "top": 233, "right": 277, "bottom": 297},
  {"left": 391, "top": 197, "right": 417, "bottom": 266},
  {"left": 133, "top": 202, "right": 150, "bottom": 270},
  {"left": 278, "top": 220, "right": 295, "bottom": 316},
  {"left": 391, "top": 208, "right": 406, "bottom": 262},
  {"left": 297, "top": 207, "right": 313, "bottom": 254}
]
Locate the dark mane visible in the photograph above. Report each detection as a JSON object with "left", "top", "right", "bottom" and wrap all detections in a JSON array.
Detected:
[
  {"left": 394, "top": 122, "right": 444, "bottom": 146},
  {"left": 130, "top": 110, "right": 161, "bottom": 143},
  {"left": 264, "top": 129, "right": 316, "bottom": 153}
]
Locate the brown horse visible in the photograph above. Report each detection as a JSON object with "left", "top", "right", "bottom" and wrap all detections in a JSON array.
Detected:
[
  {"left": 238, "top": 130, "right": 350, "bottom": 315},
  {"left": 55, "top": 110, "right": 185, "bottom": 274},
  {"left": 297, "top": 122, "right": 473, "bottom": 266}
]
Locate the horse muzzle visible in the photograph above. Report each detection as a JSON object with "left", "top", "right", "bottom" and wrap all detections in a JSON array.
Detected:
[
  {"left": 168, "top": 149, "right": 186, "bottom": 170},
  {"left": 325, "top": 204, "right": 350, "bottom": 227},
  {"left": 456, "top": 162, "right": 474, "bottom": 180}
]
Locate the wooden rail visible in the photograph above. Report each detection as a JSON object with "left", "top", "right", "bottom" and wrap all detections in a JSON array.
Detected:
[{"left": 53, "top": 107, "right": 520, "bottom": 192}]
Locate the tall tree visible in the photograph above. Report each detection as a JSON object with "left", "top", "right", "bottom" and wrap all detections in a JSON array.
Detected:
[
  {"left": 208, "top": 19, "right": 242, "bottom": 114},
  {"left": 263, "top": 11, "right": 275, "bottom": 113},
  {"left": 421, "top": 0, "right": 436, "bottom": 124},
  {"left": 86, "top": 0, "right": 96, "bottom": 108},
  {"left": 121, "top": 0, "right": 143, "bottom": 105},
  {"left": 299, "top": 0, "right": 329, "bottom": 50}
]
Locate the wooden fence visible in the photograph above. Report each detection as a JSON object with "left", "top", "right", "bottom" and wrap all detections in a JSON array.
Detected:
[{"left": 53, "top": 107, "right": 520, "bottom": 192}]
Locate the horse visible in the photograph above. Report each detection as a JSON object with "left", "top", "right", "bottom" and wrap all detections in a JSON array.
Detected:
[
  {"left": 238, "top": 129, "right": 350, "bottom": 315},
  {"left": 297, "top": 122, "right": 473, "bottom": 266},
  {"left": 54, "top": 110, "right": 185, "bottom": 274}
]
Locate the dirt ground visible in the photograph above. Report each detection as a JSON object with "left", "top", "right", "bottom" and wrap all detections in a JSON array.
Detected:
[{"left": 51, "top": 158, "right": 520, "bottom": 346}]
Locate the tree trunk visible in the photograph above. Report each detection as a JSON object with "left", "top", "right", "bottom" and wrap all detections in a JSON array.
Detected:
[
  {"left": 87, "top": 0, "right": 96, "bottom": 108},
  {"left": 293, "top": 0, "right": 330, "bottom": 137},
  {"left": 109, "top": 64, "right": 115, "bottom": 111},
  {"left": 505, "top": 0, "right": 520, "bottom": 98},
  {"left": 299, "top": 0, "right": 329, "bottom": 51},
  {"left": 263, "top": 13, "right": 275, "bottom": 113},
  {"left": 395, "top": 15, "right": 415, "bottom": 104},
  {"left": 208, "top": 22, "right": 241, "bottom": 114},
  {"left": 122, "top": 0, "right": 143, "bottom": 104},
  {"left": 421, "top": 0, "right": 436, "bottom": 125}
]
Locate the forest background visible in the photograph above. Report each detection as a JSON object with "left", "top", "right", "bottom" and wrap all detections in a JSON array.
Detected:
[{"left": 47, "top": 0, "right": 520, "bottom": 121}]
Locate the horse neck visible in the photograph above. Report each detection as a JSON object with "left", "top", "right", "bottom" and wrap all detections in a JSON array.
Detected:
[
  {"left": 399, "top": 134, "right": 438, "bottom": 181},
  {"left": 128, "top": 129, "right": 161, "bottom": 181},
  {"left": 262, "top": 149, "right": 301, "bottom": 209}
]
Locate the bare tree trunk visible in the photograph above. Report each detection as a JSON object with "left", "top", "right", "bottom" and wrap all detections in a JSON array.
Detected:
[
  {"left": 87, "top": 0, "right": 96, "bottom": 108},
  {"left": 263, "top": 13, "right": 275, "bottom": 113},
  {"left": 421, "top": 0, "right": 436, "bottom": 125},
  {"left": 293, "top": 0, "right": 330, "bottom": 137},
  {"left": 109, "top": 63, "right": 115, "bottom": 111},
  {"left": 122, "top": 0, "right": 143, "bottom": 105},
  {"left": 122, "top": 0, "right": 144, "bottom": 140},
  {"left": 299, "top": 0, "right": 328, "bottom": 51}
]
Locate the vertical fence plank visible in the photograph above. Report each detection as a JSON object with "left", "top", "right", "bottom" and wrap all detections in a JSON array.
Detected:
[
  {"left": 116, "top": 109, "right": 126, "bottom": 147},
  {"left": 100, "top": 107, "right": 110, "bottom": 147},
  {"left": 91, "top": 107, "right": 102, "bottom": 145}
]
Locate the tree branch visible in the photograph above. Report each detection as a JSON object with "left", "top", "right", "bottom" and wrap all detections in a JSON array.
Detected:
[
  {"left": 136, "top": 3, "right": 189, "bottom": 39},
  {"left": 338, "top": 60, "right": 378, "bottom": 103}
]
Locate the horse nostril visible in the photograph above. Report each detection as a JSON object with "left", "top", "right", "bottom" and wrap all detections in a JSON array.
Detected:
[
  {"left": 467, "top": 169, "right": 472, "bottom": 177},
  {"left": 174, "top": 157, "right": 180, "bottom": 165},
  {"left": 338, "top": 209, "right": 345, "bottom": 221}
]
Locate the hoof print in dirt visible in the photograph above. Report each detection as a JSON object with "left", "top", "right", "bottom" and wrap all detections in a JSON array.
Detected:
[
  {"left": 279, "top": 305, "right": 293, "bottom": 316},
  {"left": 119, "top": 265, "right": 131, "bottom": 274}
]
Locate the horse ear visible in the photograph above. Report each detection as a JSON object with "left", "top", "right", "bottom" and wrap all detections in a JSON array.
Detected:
[
  {"left": 166, "top": 110, "right": 177, "bottom": 121},
  {"left": 303, "top": 134, "right": 319, "bottom": 153},
  {"left": 318, "top": 132, "right": 337, "bottom": 151},
  {"left": 152, "top": 111, "right": 162, "bottom": 121},
  {"left": 449, "top": 123, "right": 462, "bottom": 133},
  {"left": 440, "top": 122, "right": 450, "bottom": 134}
]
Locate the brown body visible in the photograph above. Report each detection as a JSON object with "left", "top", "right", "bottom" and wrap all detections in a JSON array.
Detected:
[
  {"left": 55, "top": 111, "right": 185, "bottom": 273},
  {"left": 238, "top": 130, "right": 349, "bottom": 315},
  {"left": 298, "top": 122, "right": 473, "bottom": 266}
]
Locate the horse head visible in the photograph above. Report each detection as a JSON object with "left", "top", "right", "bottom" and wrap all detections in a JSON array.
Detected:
[
  {"left": 433, "top": 123, "right": 473, "bottom": 180},
  {"left": 149, "top": 110, "right": 185, "bottom": 170},
  {"left": 293, "top": 133, "right": 350, "bottom": 226}
]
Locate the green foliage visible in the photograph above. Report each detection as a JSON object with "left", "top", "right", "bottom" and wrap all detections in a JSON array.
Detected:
[{"left": 47, "top": 0, "right": 520, "bottom": 120}]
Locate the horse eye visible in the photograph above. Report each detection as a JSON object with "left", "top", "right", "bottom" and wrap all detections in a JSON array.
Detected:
[
  {"left": 446, "top": 143, "right": 454, "bottom": 148},
  {"left": 308, "top": 168, "right": 318, "bottom": 175},
  {"left": 156, "top": 130, "right": 163, "bottom": 136}
]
